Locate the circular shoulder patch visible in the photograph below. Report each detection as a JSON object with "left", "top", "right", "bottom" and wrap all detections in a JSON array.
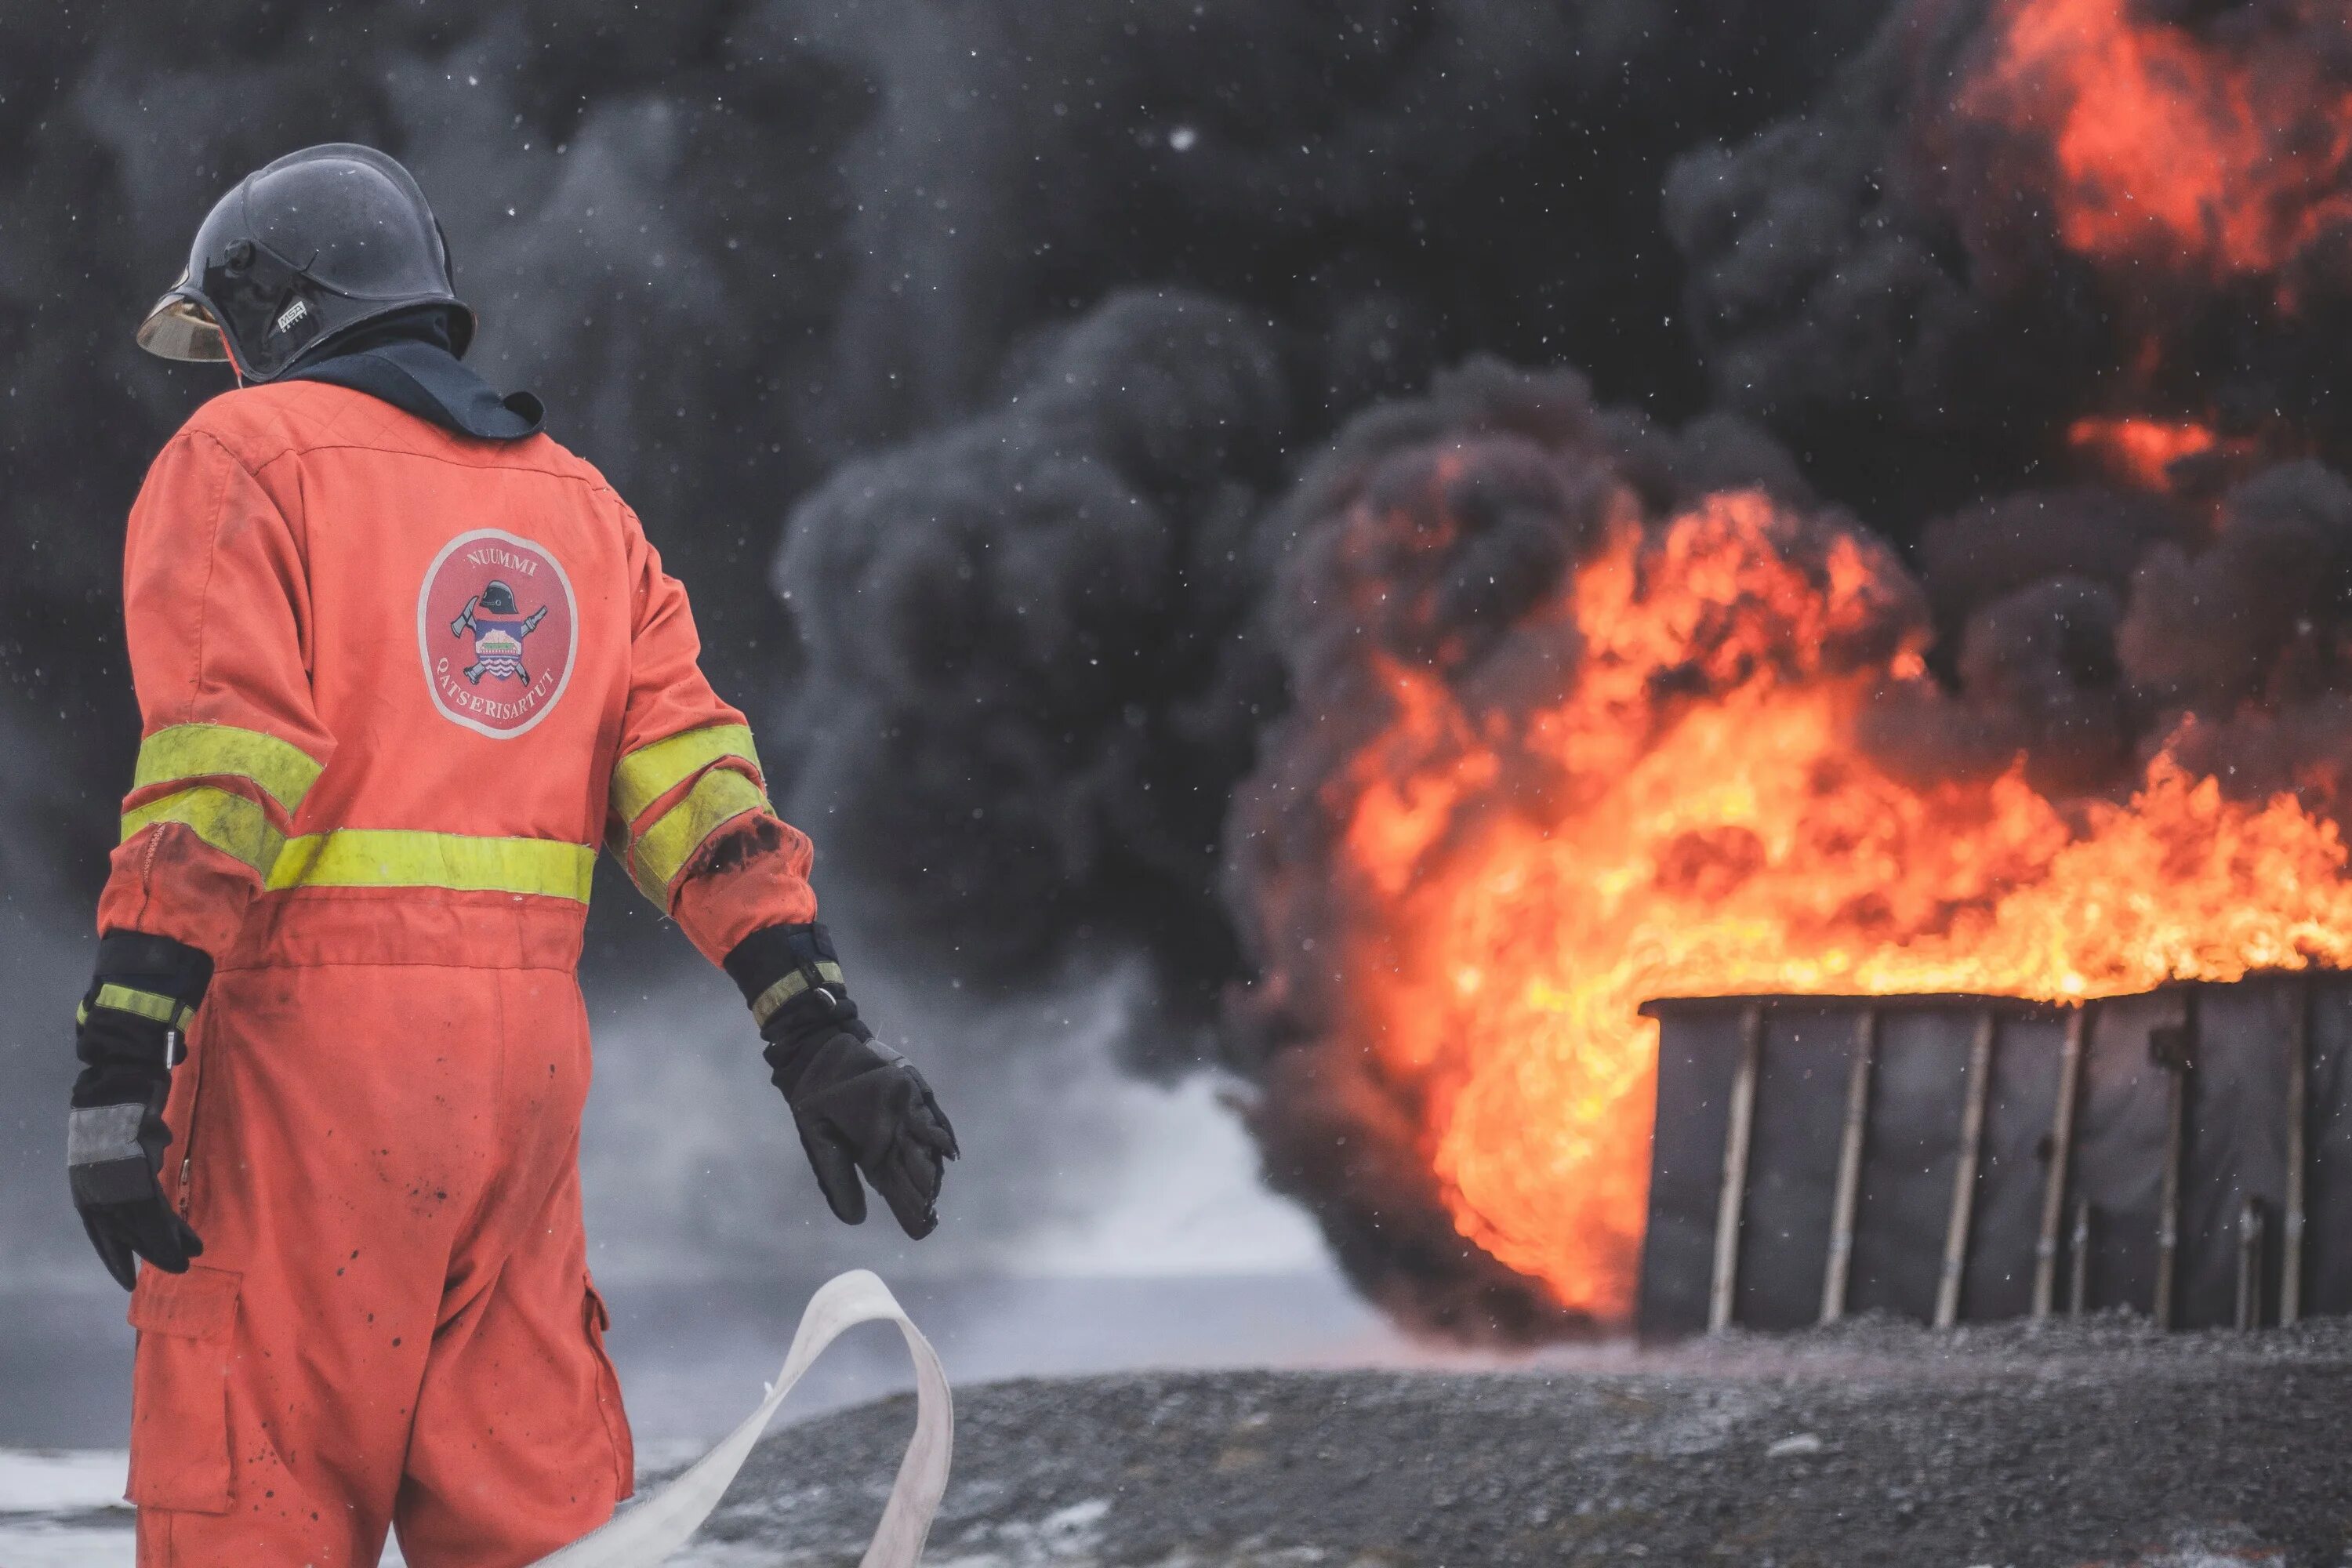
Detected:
[{"left": 417, "top": 529, "right": 580, "bottom": 739}]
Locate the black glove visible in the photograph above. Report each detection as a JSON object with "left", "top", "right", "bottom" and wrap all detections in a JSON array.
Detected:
[
  {"left": 726, "top": 923, "right": 959, "bottom": 1239},
  {"left": 69, "top": 931, "right": 212, "bottom": 1290}
]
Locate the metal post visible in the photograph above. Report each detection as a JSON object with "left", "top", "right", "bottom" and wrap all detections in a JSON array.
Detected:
[
  {"left": 2152, "top": 995, "right": 2196, "bottom": 1330},
  {"left": 2236, "top": 1196, "right": 2266, "bottom": 1332},
  {"left": 2282, "top": 977, "right": 2310, "bottom": 1327},
  {"left": 2068, "top": 1197, "right": 2092, "bottom": 1316},
  {"left": 1820, "top": 1007, "right": 1878, "bottom": 1326},
  {"left": 2032, "top": 1004, "right": 2090, "bottom": 1319},
  {"left": 1709, "top": 1003, "right": 1765, "bottom": 1334},
  {"left": 1936, "top": 1010, "right": 1997, "bottom": 1329}
]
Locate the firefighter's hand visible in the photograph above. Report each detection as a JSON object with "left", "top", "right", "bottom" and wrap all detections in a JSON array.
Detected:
[
  {"left": 68, "top": 933, "right": 212, "bottom": 1290},
  {"left": 730, "top": 922, "right": 959, "bottom": 1238},
  {"left": 69, "top": 1090, "right": 201, "bottom": 1290},
  {"left": 70, "top": 1012, "right": 202, "bottom": 1291},
  {"left": 764, "top": 1006, "right": 959, "bottom": 1239}
]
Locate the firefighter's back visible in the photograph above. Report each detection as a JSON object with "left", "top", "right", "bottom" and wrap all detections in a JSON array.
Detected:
[{"left": 162, "top": 379, "right": 636, "bottom": 971}]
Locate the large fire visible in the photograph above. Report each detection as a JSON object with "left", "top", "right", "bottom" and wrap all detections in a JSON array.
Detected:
[
  {"left": 1232, "top": 0, "right": 2352, "bottom": 1336},
  {"left": 1330, "top": 489, "right": 2352, "bottom": 1319},
  {"left": 1955, "top": 0, "right": 2352, "bottom": 294}
]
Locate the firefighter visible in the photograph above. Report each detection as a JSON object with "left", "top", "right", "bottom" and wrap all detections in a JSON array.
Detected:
[{"left": 68, "top": 143, "right": 958, "bottom": 1568}]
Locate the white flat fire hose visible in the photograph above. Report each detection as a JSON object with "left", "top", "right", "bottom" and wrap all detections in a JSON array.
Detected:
[{"left": 526, "top": 1269, "right": 953, "bottom": 1568}]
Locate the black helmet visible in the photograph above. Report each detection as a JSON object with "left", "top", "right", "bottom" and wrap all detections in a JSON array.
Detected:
[
  {"left": 136, "top": 143, "right": 475, "bottom": 382},
  {"left": 479, "top": 581, "right": 519, "bottom": 615}
]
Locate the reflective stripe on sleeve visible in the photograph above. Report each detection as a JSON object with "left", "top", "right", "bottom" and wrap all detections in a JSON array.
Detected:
[
  {"left": 121, "top": 786, "right": 287, "bottom": 880},
  {"left": 609, "top": 724, "right": 762, "bottom": 829},
  {"left": 267, "top": 830, "right": 597, "bottom": 902},
  {"left": 627, "top": 768, "right": 771, "bottom": 902},
  {"left": 133, "top": 723, "right": 324, "bottom": 817}
]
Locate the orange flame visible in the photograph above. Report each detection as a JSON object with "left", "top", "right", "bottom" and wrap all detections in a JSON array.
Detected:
[
  {"left": 2067, "top": 416, "right": 2222, "bottom": 490},
  {"left": 1957, "top": 0, "right": 2352, "bottom": 293},
  {"left": 1331, "top": 490, "right": 2352, "bottom": 1319}
]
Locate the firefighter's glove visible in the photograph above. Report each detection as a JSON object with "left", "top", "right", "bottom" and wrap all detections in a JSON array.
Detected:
[
  {"left": 726, "top": 924, "right": 959, "bottom": 1239},
  {"left": 69, "top": 931, "right": 212, "bottom": 1290}
]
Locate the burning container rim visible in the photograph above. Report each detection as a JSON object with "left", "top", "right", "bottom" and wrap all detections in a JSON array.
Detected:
[{"left": 1638, "top": 970, "right": 2351, "bottom": 1023}]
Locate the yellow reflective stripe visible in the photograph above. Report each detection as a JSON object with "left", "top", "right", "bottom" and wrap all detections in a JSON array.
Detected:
[
  {"left": 121, "top": 786, "right": 286, "bottom": 880},
  {"left": 628, "top": 768, "right": 771, "bottom": 900},
  {"left": 267, "top": 830, "right": 596, "bottom": 902},
  {"left": 610, "top": 724, "right": 762, "bottom": 828},
  {"left": 134, "top": 724, "right": 323, "bottom": 817},
  {"left": 89, "top": 984, "right": 194, "bottom": 1030},
  {"left": 748, "top": 962, "right": 847, "bottom": 1029}
]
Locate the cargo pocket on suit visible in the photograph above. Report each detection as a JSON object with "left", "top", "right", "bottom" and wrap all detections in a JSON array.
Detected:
[
  {"left": 125, "top": 1265, "right": 241, "bottom": 1514},
  {"left": 583, "top": 1272, "right": 637, "bottom": 1499}
]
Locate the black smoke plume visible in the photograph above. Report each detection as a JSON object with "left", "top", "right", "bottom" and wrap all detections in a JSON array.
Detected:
[
  {"left": 769, "top": 0, "right": 1897, "bottom": 1039},
  {"left": 1655, "top": 0, "right": 2352, "bottom": 815},
  {"left": 1663, "top": 0, "right": 2352, "bottom": 535},
  {"left": 772, "top": 289, "right": 1293, "bottom": 1038}
]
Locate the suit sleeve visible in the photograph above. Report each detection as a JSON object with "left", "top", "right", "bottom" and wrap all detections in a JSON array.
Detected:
[
  {"left": 96, "top": 431, "right": 336, "bottom": 958},
  {"left": 605, "top": 501, "right": 816, "bottom": 964}
]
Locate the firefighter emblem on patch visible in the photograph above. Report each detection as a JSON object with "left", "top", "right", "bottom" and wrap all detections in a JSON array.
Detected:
[
  {"left": 417, "top": 529, "right": 579, "bottom": 739},
  {"left": 452, "top": 581, "right": 547, "bottom": 683}
]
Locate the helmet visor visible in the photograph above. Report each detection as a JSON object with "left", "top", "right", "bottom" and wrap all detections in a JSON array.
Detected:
[{"left": 136, "top": 289, "right": 230, "bottom": 363}]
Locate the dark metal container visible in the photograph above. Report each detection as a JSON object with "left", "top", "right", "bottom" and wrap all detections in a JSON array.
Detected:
[{"left": 1635, "top": 975, "right": 2352, "bottom": 1337}]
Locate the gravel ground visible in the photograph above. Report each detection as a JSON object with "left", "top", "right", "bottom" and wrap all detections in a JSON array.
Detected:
[{"left": 693, "top": 1314, "right": 2352, "bottom": 1568}]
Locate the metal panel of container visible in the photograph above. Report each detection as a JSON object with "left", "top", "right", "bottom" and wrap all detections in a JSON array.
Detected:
[
  {"left": 1844, "top": 1004, "right": 1975, "bottom": 1324},
  {"left": 2299, "top": 978, "right": 2352, "bottom": 1316},
  {"left": 2178, "top": 980, "right": 2296, "bottom": 1327},
  {"left": 1736, "top": 1002, "right": 1861, "bottom": 1330},
  {"left": 1960, "top": 1007, "right": 2069, "bottom": 1322},
  {"left": 1635, "top": 1001, "right": 1748, "bottom": 1337},
  {"left": 2066, "top": 990, "right": 2178, "bottom": 1316}
]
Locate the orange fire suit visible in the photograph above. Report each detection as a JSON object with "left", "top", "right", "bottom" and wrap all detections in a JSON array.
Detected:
[{"left": 98, "top": 380, "right": 815, "bottom": 1567}]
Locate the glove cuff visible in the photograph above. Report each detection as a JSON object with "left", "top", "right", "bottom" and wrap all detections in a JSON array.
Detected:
[
  {"left": 83, "top": 930, "right": 215, "bottom": 1031},
  {"left": 724, "top": 922, "right": 848, "bottom": 1030},
  {"left": 74, "top": 931, "right": 213, "bottom": 1109}
]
